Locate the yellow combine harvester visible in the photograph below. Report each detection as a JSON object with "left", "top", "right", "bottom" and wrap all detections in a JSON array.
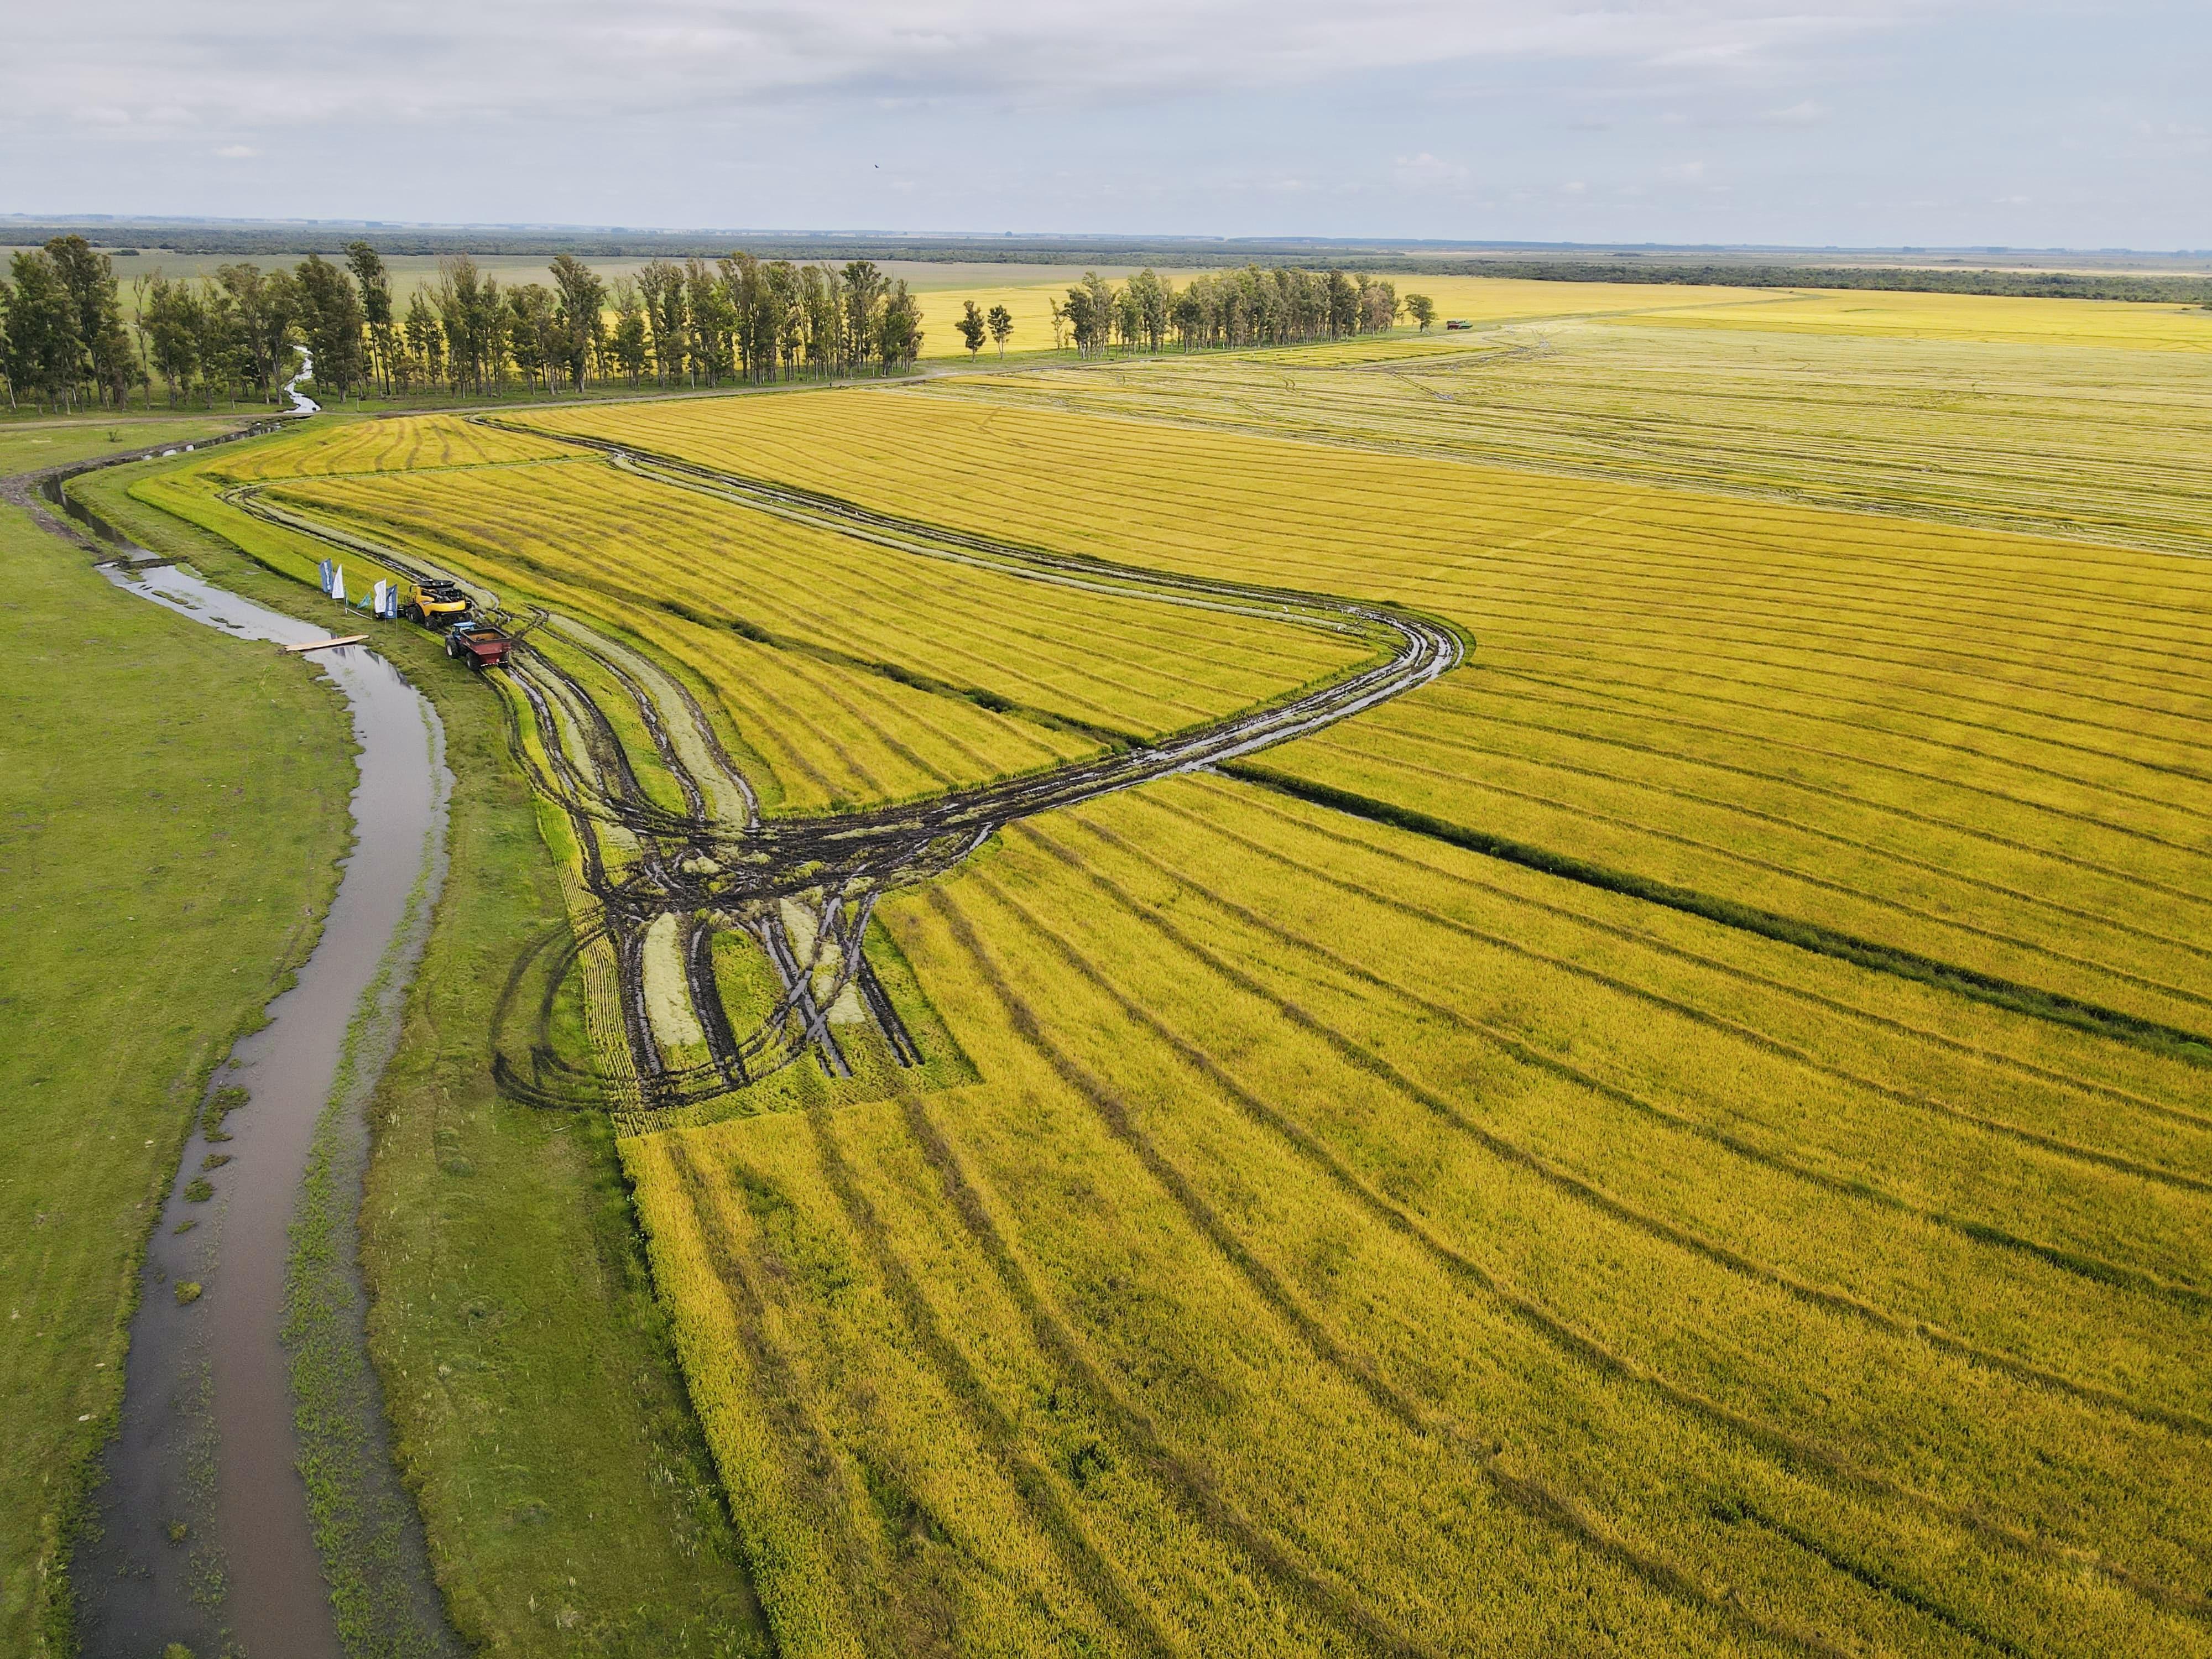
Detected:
[{"left": 404, "top": 580, "right": 471, "bottom": 628}]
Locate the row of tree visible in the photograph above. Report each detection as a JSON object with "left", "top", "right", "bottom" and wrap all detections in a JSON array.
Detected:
[
  {"left": 2, "top": 237, "right": 1441, "bottom": 413},
  {"left": 0, "top": 235, "right": 379, "bottom": 411},
  {"left": 380, "top": 252, "right": 932, "bottom": 397},
  {"left": 1038, "top": 267, "right": 1433, "bottom": 358},
  {"left": 135, "top": 252, "right": 376, "bottom": 408},
  {"left": 1, "top": 237, "right": 135, "bottom": 411}
]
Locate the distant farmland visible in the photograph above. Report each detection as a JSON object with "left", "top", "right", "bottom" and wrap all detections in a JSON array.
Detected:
[{"left": 153, "top": 286, "right": 2212, "bottom": 1656}]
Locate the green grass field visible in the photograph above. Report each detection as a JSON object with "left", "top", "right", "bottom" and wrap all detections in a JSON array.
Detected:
[
  {"left": 0, "top": 497, "right": 355, "bottom": 1652},
  {"left": 0, "top": 414, "right": 249, "bottom": 480}
]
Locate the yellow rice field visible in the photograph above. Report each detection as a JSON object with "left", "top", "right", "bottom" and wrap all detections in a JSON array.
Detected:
[
  {"left": 207, "top": 411, "right": 582, "bottom": 479},
  {"left": 208, "top": 416, "right": 1367, "bottom": 811},
  {"left": 144, "top": 281, "right": 2212, "bottom": 1653},
  {"left": 920, "top": 303, "right": 2212, "bottom": 556},
  {"left": 530, "top": 381, "right": 2212, "bottom": 1034},
  {"left": 902, "top": 272, "right": 1767, "bottom": 358},
  {"left": 634, "top": 772, "right": 2212, "bottom": 1656},
  {"left": 507, "top": 296, "right": 2212, "bottom": 1652}
]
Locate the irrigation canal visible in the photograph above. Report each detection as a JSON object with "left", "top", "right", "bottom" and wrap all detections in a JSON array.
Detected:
[{"left": 38, "top": 472, "right": 454, "bottom": 1658}]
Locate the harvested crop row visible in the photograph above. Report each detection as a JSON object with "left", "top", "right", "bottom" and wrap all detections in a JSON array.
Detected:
[
  {"left": 241, "top": 465, "right": 1107, "bottom": 810},
  {"left": 1276, "top": 718, "right": 2212, "bottom": 1035},
  {"left": 1178, "top": 773, "right": 2212, "bottom": 1141},
  {"left": 207, "top": 411, "right": 582, "bottom": 481}
]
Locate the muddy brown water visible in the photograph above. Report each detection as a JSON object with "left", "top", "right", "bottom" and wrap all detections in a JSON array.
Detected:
[{"left": 72, "top": 559, "right": 451, "bottom": 1659}]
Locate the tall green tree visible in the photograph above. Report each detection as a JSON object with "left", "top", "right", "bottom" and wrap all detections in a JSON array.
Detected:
[
  {"left": 1325, "top": 269, "right": 1360, "bottom": 337},
  {"left": 683, "top": 259, "right": 734, "bottom": 385},
  {"left": 1405, "top": 293, "right": 1436, "bottom": 331},
  {"left": 800, "top": 263, "right": 844, "bottom": 377},
  {"left": 435, "top": 256, "right": 506, "bottom": 395},
  {"left": 956, "top": 299, "right": 987, "bottom": 360},
  {"left": 213, "top": 264, "right": 296, "bottom": 399},
  {"left": 1358, "top": 274, "right": 1399, "bottom": 333},
  {"left": 402, "top": 290, "right": 444, "bottom": 389},
  {"left": 4, "top": 249, "right": 81, "bottom": 410},
  {"left": 841, "top": 261, "right": 888, "bottom": 372},
  {"left": 878, "top": 280, "right": 923, "bottom": 372},
  {"left": 45, "top": 236, "right": 134, "bottom": 407},
  {"left": 192, "top": 279, "right": 247, "bottom": 406},
  {"left": 477, "top": 273, "right": 510, "bottom": 394},
  {"left": 1062, "top": 272, "right": 1115, "bottom": 357},
  {"left": 718, "top": 251, "right": 770, "bottom": 381},
  {"left": 345, "top": 242, "right": 397, "bottom": 394},
  {"left": 987, "top": 302, "right": 1013, "bottom": 361},
  {"left": 505, "top": 285, "right": 562, "bottom": 394},
  {"left": 609, "top": 278, "right": 649, "bottom": 387},
  {"left": 293, "top": 255, "right": 367, "bottom": 400},
  {"left": 138, "top": 275, "right": 203, "bottom": 405},
  {"left": 638, "top": 260, "right": 688, "bottom": 386},
  {"left": 1125, "top": 269, "right": 1173, "bottom": 351},
  {"left": 770, "top": 260, "right": 807, "bottom": 379},
  {"left": 0, "top": 267, "right": 15, "bottom": 411},
  {"left": 548, "top": 253, "right": 606, "bottom": 393}
]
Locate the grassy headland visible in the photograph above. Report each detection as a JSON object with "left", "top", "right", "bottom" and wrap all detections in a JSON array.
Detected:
[{"left": 0, "top": 493, "right": 355, "bottom": 1652}]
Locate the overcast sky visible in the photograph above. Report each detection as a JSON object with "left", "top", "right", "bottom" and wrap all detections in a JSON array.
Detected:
[{"left": 5, "top": 0, "right": 2205, "bottom": 248}]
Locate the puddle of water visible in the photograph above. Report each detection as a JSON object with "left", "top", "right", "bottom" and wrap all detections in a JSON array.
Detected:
[{"left": 75, "top": 557, "right": 451, "bottom": 1659}]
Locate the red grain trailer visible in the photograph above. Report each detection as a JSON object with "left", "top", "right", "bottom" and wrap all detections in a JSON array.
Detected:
[{"left": 445, "top": 623, "right": 514, "bottom": 669}]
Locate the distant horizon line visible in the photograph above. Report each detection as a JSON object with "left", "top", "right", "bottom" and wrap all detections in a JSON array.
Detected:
[{"left": 4, "top": 213, "right": 2209, "bottom": 259}]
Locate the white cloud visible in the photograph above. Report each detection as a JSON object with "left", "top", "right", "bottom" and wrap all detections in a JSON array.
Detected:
[
  {"left": 7, "top": 0, "right": 2199, "bottom": 249},
  {"left": 2130, "top": 119, "right": 2210, "bottom": 156},
  {"left": 0, "top": 0, "right": 1968, "bottom": 134},
  {"left": 1394, "top": 152, "right": 1471, "bottom": 189}
]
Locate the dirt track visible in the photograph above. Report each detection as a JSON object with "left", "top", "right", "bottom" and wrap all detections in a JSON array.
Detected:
[{"left": 230, "top": 425, "right": 1465, "bottom": 1118}]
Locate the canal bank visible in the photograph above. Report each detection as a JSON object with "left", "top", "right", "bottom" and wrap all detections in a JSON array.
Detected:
[{"left": 56, "top": 524, "right": 457, "bottom": 1657}]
